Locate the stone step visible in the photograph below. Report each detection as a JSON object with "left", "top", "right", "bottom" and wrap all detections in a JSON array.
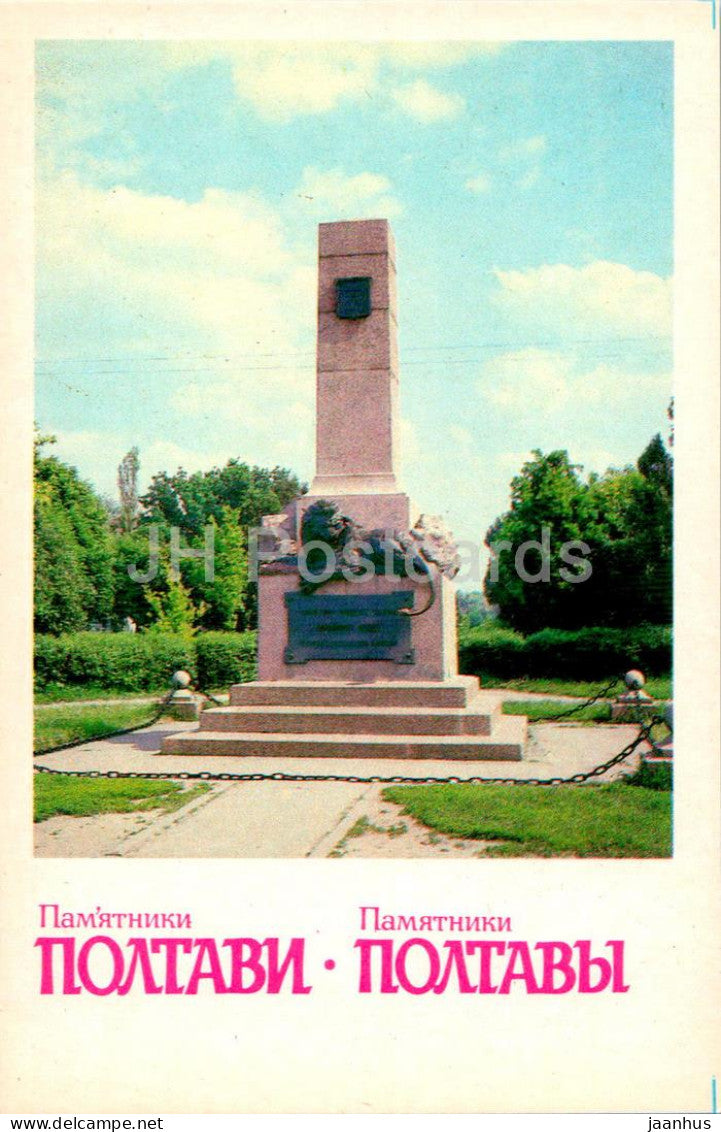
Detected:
[
  {"left": 229, "top": 677, "right": 481, "bottom": 709},
  {"left": 199, "top": 698, "right": 503, "bottom": 736},
  {"left": 160, "top": 715, "right": 526, "bottom": 761}
]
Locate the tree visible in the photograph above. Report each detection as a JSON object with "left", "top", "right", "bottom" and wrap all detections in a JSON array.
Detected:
[
  {"left": 140, "top": 459, "right": 305, "bottom": 534},
  {"left": 484, "top": 450, "right": 590, "bottom": 632},
  {"left": 181, "top": 510, "right": 249, "bottom": 630},
  {"left": 34, "top": 435, "right": 115, "bottom": 633},
  {"left": 117, "top": 447, "right": 140, "bottom": 533},
  {"left": 135, "top": 458, "right": 304, "bottom": 628},
  {"left": 146, "top": 575, "right": 205, "bottom": 639},
  {"left": 625, "top": 434, "right": 673, "bottom": 624},
  {"left": 483, "top": 437, "right": 673, "bottom": 631}
]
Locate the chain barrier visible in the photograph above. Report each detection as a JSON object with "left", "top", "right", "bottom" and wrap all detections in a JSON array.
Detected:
[
  {"left": 32, "top": 678, "right": 663, "bottom": 788},
  {"left": 538, "top": 675, "right": 623, "bottom": 722}
]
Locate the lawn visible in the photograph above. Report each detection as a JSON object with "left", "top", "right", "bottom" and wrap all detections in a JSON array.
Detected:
[
  {"left": 382, "top": 780, "right": 672, "bottom": 857},
  {"left": 502, "top": 700, "right": 613, "bottom": 724},
  {"left": 34, "top": 701, "right": 162, "bottom": 754},
  {"left": 35, "top": 684, "right": 161, "bottom": 704},
  {"left": 34, "top": 774, "right": 210, "bottom": 822},
  {"left": 480, "top": 675, "right": 672, "bottom": 700},
  {"left": 35, "top": 685, "right": 228, "bottom": 704}
]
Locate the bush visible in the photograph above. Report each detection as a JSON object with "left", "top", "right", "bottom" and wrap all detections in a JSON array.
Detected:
[
  {"left": 34, "top": 630, "right": 258, "bottom": 693},
  {"left": 35, "top": 632, "right": 197, "bottom": 693},
  {"left": 458, "top": 623, "right": 671, "bottom": 681},
  {"left": 457, "top": 622, "right": 525, "bottom": 680},
  {"left": 195, "top": 631, "right": 257, "bottom": 688}
]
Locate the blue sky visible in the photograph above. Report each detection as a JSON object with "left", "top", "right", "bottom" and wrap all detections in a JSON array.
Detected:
[{"left": 35, "top": 39, "right": 673, "bottom": 564}]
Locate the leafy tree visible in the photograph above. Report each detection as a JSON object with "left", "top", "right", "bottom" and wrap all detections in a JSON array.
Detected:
[
  {"left": 34, "top": 502, "right": 92, "bottom": 633},
  {"left": 34, "top": 434, "right": 115, "bottom": 633},
  {"left": 456, "top": 590, "right": 495, "bottom": 628},
  {"left": 484, "top": 436, "right": 673, "bottom": 631},
  {"left": 181, "top": 510, "right": 249, "bottom": 630},
  {"left": 135, "top": 458, "right": 304, "bottom": 628},
  {"left": 146, "top": 576, "right": 205, "bottom": 639},
  {"left": 140, "top": 459, "right": 305, "bottom": 534},
  {"left": 484, "top": 450, "right": 590, "bottom": 632},
  {"left": 110, "top": 529, "right": 160, "bottom": 628},
  {"left": 625, "top": 434, "right": 673, "bottom": 623}
]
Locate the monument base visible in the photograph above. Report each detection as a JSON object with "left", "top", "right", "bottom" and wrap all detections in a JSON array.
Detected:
[
  {"left": 160, "top": 676, "right": 526, "bottom": 760},
  {"left": 258, "top": 571, "right": 458, "bottom": 684}
]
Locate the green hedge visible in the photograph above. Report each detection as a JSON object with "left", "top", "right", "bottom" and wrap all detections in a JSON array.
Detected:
[
  {"left": 36, "top": 623, "right": 669, "bottom": 691},
  {"left": 458, "top": 624, "right": 671, "bottom": 680},
  {"left": 34, "top": 631, "right": 257, "bottom": 692},
  {"left": 195, "top": 631, "right": 258, "bottom": 688}
]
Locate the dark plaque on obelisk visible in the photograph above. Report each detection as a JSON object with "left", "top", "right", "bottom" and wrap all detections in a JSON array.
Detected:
[{"left": 284, "top": 591, "right": 414, "bottom": 664}]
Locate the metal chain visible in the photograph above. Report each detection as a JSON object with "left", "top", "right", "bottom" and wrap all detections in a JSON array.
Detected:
[
  {"left": 538, "top": 675, "right": 623, "bottom": 722},
  {"left": 33, "top": 715, "right": 660, "bottom": 788}
]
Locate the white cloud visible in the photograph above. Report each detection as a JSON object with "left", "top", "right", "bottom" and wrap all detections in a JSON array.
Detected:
[
  {"left": 477, "top": 348, "right": 670, "bottom": 413},
  {"left": 37, "top": 41, "right": 483, "bottom": 145},
  {"left": 292, "top": 166, "right": 403, "bottom": 220},
  {"left": 225, "top": 45, "right": 378, "bottom": 122},
  {"left": 50, "top": 429, "right": 234, "bottom": 500},
  {"left": 36, "top": 160, "right": 405, "bottom": 488},
  {"left": 169, "top": 42, "right": 479, "bottom": 123},
  {"left": 390, "top": 79, "right": 465, "bottom": 123},
  {"left": 465, "top": 172, "right": 492, "bottom": 194},
  {"left": 36, "top": 171, "right": 319, "bottom": 360},
  {"left": 170, "top": 376, "right": 315, "bottom": 474},
  {"left": 500, "top": 134, "right": 547, "bottom": 162},
  {"left": 491, "top": 260, "right": 673, "bottom": 340}
]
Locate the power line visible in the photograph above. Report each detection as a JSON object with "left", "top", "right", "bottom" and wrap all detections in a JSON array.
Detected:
[
  {"left": 34, "top": 334, "right": 671, "bottom": 370},
  {"left": 37, "top": 351, "right": 670, "bottom": 384}
]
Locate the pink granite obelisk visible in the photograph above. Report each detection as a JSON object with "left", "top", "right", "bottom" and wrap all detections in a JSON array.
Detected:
[
  {"left": 254, "top": 219, "right": 459, "bottom": 684},
  {"left": 309, "top": 219, "right": 410, "bottom": 529},
  {"left": 162, "top": 219, "right": 527, "bottom": 759}
]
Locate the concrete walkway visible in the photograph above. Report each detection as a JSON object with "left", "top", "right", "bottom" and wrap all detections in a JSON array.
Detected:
[{"left": 33, "top": 718, "right": 649, "bottom": 859}]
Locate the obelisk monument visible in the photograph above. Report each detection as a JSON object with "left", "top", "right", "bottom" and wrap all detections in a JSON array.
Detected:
[
  {"left": 310, "top": 219, "right": 408, "bottom": 527},
  {"left": 162, "top": 219, "right": 526, "bottom": 759}
]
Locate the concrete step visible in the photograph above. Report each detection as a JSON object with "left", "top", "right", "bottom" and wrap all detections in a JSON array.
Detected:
[
  {"left": 199, "top": 697, "right": 504, "bottom": 736},
  {"left": 160, "top": 715, "right": 526, "bottom": 761},
  {"left": 228, "top": 677, "right": 481, "bottom": 709}
]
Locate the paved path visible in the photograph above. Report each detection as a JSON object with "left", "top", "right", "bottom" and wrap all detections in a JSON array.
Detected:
[{"left": 33, "top": 718, "right": 649, "bottom": 859}]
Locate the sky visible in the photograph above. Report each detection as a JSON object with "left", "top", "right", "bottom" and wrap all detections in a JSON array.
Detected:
[{"left": 35, "top": 39, "right": 673, "bottom": 571}]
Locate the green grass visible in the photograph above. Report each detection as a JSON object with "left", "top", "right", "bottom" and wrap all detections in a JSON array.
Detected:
[
  {"left": 34, "top": 775, "right": 210, "bottom": 822},
  {"left": 35, "top": 684, "right": 229, "bottom": 705},
  {"left": 35, "top": 684, "right": 161, "bottom": 704},
  {"left": 382, "top": 781, "right": 671, "bottom": 857},
  {"left": 623, "top": 759, "right": 673, "bottom": 791},
  {"left": 34, "top": 702, "right": 162, "bottom": 754},
  {"left": 502, "top": 700, "right": 612, "bottom": 724},
  {"left": 481, "top": 675, "right": 672, "bottom": 699}
]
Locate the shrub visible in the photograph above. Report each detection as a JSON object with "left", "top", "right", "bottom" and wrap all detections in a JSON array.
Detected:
[
  {"left": 457, "top": 622, "right": 525, "bottom": 680},
  {"left": 458, "top": 623, "right": 671, "bottom": 681},
  {"left": 34, "top": 630, "right": 258, "bottom": 693},
  {"left": 34, "top": 632, "right": 196, "bottom": 693},
  {"left": 195, "top": 631, "right": 257, "bottom": 688}
]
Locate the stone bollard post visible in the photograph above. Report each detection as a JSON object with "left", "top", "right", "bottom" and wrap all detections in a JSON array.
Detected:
[{"left": 166, "top": 670, "right": 201, "bottom": 722}]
